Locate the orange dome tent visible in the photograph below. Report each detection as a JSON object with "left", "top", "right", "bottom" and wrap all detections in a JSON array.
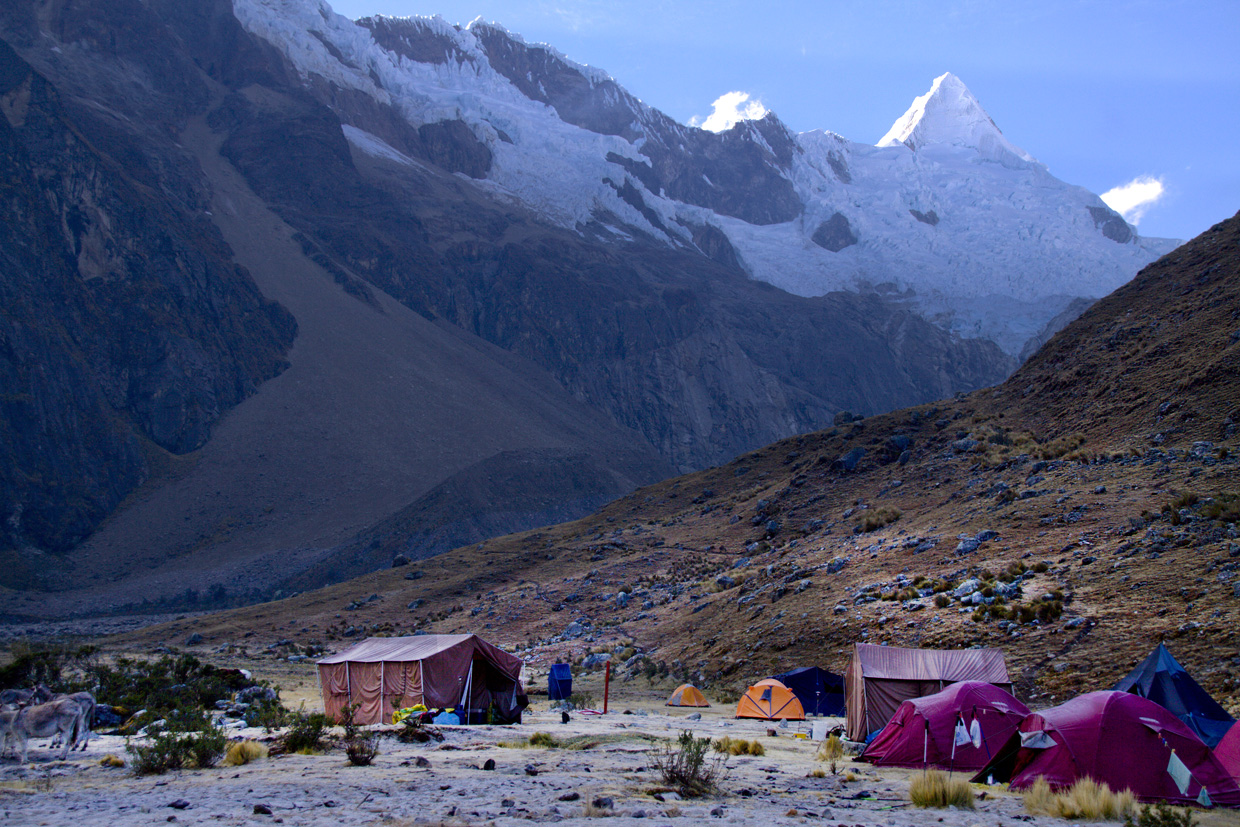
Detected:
[
  {"left": 735, "top": 678, "right": 806, "bottom": 720},
  {"left": 667, "top": 684, "right": 710, "bottom": 707}
]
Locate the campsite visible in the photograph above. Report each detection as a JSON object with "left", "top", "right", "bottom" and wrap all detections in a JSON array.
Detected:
[
  {"left": 2, "top": 652, "right": 1238, "bottom": 827},
  {"left": 4, "top": 635, "right": 1240, "bottom": 826}
]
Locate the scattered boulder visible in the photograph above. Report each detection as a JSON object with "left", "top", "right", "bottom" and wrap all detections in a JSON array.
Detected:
[
  {"left": 831, "top": 447, "right": 865, "bottom": 472},
  {"left": 953, "top": 578, "right": 981, "bottom": 598}
]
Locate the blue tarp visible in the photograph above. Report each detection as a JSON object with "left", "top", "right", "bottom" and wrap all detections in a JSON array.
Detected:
[
  {"left": 548, "top": 663, "right": 573, "bottom": 701},
  {"left": 772, "top": 666, "right": 846, "bottom": 717},
  {"left": 1113, "top": 643, "right": 1235, "bottom": 748}
]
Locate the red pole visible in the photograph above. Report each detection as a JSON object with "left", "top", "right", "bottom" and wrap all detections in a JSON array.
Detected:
[{"left": 604, "top": 660, "right": 611, "bottom": 714}]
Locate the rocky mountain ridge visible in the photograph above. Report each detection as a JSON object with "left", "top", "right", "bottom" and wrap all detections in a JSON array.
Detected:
[
  {"left": 1, "top": 0, "right": 1011, "bottom": 613},
  {"left": 232, "top": 1, "right": 1177, "bottom": 354}
]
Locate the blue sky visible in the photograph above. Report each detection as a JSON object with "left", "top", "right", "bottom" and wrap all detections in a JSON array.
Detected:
[{"left": 328, "top": 0, "right": 1239, "bottom": 242}]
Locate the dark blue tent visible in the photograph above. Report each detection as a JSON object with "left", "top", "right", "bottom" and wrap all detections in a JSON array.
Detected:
[
  {"left": 1113, "top": 643, "right": 1235, "bottom": 748},
  {"left": 772, "top": 666, "right": 846, "bottom": 717},
  {"left": 548, "top": 663, "right": 573, "bottom": 701}
]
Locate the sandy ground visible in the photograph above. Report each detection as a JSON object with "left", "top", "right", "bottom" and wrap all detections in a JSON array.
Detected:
[{"left": 6, "top": 699, "right": 1235, "bottom": 827}]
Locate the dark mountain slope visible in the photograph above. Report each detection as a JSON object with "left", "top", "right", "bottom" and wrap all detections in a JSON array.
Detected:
[
  {"left": 0, "top": 36, "right": 295, "bottom": 574},
  {"left": 138, "top": 212, "right": 1240, "bottom": 712},
  {"left": 1, "top": 0, "right": 1010, "bottom": 613}
]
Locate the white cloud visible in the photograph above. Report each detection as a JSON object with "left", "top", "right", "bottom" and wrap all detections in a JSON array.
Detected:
[
  {"left": 691, "top": 91, "right": 768, "bottom": 133},
  {"left": 1101, "top": 175, "right": 1165, "bottom": 225}
]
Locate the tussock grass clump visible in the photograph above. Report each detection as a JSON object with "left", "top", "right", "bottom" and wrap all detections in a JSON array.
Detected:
[
  {"left": 816, "top": 735, "right": 844, "bottom": 774},
  {"left": 1036, "top": 432, "right": 1087, "bottom": 459},
  {"left": 222, "top": 740, "right": 268, "bottom": 766},
  {"left": 529, "top": 731, "right": 558, "bottom": 748},
  {"left": 1023, "top": 777, "right": 1135, "bottom": 821},
  {"left": 857, "top": 507, "right": 902, "bottom": 533},
  {"left": 713, "top": 736, "right": 763, "bottom": 756},
  {"left": 909, "top": 769, "right": 974, "bottom": 809}
]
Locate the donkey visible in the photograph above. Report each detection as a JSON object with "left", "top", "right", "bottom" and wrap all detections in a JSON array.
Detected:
[
  {"left": 47, "top": 692, "right": 97, "bottom": 751},
  {"left": 7, "top": 698, "right": 83, "bottom": 762},
  {"left": 0, "top": 708, "right": 16, "bottom": 757},
  {"left": 0, "top": 684, "right": 54, "bottom": 708}
]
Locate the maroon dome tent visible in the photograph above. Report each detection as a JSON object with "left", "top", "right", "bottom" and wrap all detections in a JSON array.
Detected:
[
  {"left": 858, "top": 681, "right": 1029, "bottom": 771},
  {"left": 1217, "top": 722, "right": 1240, "bottom": 784},
  {"left": 973, "top": 691, "right": 1240, "bottom": 808}
]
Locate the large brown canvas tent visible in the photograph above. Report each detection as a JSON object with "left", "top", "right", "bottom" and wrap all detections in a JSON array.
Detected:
[
  {"left": 317, "top": 634, "right": 525, "bottom": 725},
  {"left": 845, "top": 643, "right": 1012, "bottom": 741}
]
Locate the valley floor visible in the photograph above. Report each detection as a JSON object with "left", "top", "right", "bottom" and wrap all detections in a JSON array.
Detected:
[{"left": 3, "top": 697, "right": 1236, "bottom": 827}]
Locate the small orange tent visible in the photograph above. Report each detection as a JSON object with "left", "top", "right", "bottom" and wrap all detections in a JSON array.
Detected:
[
  {"left": 667, "top": 684, "right": 710, "bottom": 707},
  {"left": 735, "top": 678, "right": 806, "bottom": 720}
]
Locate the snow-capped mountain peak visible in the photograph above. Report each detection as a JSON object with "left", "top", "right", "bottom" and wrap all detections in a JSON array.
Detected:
[
  {"left": 228, "top": 0, "right": 1178, "bottom": 357},
  {"left": 877, "top": 72, "right": 1035, "bottom": 166}
]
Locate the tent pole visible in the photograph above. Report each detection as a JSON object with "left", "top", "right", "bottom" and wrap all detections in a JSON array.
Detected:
[
  {"left": 604, "top": 661, "right": 611, "bottom": 714},
  {"left": 923, "top": 719, "right": 929, "bottom": 773},
  {"left": 461, "top": 661, "right": 474, "bottom": 725}
]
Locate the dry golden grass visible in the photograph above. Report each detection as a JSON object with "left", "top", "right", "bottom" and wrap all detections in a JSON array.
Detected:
[
  {"left": 909, "top": 769, "right": 974, "bottom": 809},
  {"left": 713, "top": 735, "right": 764, "bottom": 756},
  {"left": 1023, "top": 777, "right": 1135, "bottom": 821},
  {"left": 99, "top": 754, "right": 125, "bottom": 768},
  {"left": 222, "top": 740, "right": 269, "bottom": 766},
  {"left": 816, "top": 734, "right": 844, "bottom": 773}
]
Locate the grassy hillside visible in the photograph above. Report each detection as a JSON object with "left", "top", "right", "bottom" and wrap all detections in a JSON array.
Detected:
[{"left": 111, "top": 212, "right": 1240, "bottom": 710}]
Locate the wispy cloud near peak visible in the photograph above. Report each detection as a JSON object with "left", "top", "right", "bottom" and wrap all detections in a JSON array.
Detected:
[
  {"left": 690, "top": 91, "right": 768, "bottom": 133},
  {"left": 1101, "top": 175, "right": 1165, "bottom": 225}
]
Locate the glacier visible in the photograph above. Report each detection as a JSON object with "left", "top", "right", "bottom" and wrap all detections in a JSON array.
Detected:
[{"left": 232, "top": 0, "right": 1180, "bottom": 357}]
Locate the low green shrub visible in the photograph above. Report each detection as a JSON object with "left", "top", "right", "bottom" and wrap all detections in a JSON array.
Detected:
[
  {"left": 282, "top": 710, "right": 329, "bottom": 754},
  {"left": 652, "top": 730, "right": 724, "bottom": 797},
  {"left": 126, "top": 710, "right": 227, "bottom": 775}
]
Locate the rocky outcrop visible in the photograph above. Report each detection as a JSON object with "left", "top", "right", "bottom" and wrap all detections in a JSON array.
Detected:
[
  {"left": 1089, "top": 205, "right": 1134, "bottom": 244},
  {"left": 812, "top": 213, "right": 859, "bottom": 252}
]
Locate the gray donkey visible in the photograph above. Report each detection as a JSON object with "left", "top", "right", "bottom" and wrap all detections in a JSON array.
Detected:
[{"left": 3, "top": 698, "right": 83, "bottom": 762}]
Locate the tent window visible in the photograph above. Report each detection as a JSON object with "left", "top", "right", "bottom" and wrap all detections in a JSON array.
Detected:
[{"left": 761, "top": 687, "right": 773, "bottom": 702}]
